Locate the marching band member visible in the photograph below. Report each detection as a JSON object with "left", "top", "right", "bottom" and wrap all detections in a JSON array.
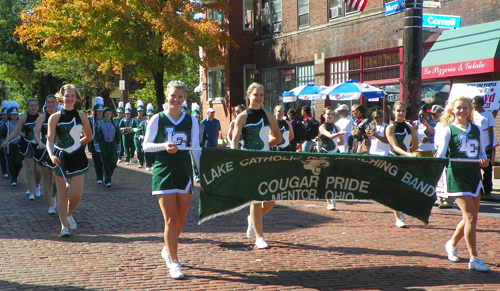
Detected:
[
  {"left": 95, "top": 107, "right": 121, "bottom": 187},
  {"left": 133, "top": 100, "right": 147, "bottom": 168},
  {"left": 118, "top": 103, "right": 137, "bottom": 165}
]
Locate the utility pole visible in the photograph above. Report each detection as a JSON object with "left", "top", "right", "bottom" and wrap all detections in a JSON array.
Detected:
[{"left": 402, "top": 0, "right": 423, "bottom": 120}]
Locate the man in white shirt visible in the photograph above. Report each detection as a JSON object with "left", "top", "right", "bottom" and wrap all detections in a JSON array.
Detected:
[
  {"left": 472, "top": 96, "right": 497, "bottom": 196},
  {"left": 335, "top": 104, "right": 353, "bottom": 153}
]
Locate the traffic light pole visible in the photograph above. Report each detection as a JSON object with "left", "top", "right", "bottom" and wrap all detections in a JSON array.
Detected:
[{"left": 402, "top": 0, "right": 423, "bottom": 120}]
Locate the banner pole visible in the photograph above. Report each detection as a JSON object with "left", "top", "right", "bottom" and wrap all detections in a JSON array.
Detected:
[{"left": 448, "top": 158, "right": 480, "bottom": 163}]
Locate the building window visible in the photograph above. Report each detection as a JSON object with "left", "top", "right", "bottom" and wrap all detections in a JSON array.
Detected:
[
  {"left": 297, "top": 65, "right": 314, "bottom": 86},
  {"left": 207, "top": 8, "right": 224, "bottom": 26},
  {"left": 328, "top": 0, "right": 360, "bottom": 20},
  {"left": 363, "top": 52, "right": 400, "bottom": 81},
  {"left": 243, "top": 65, "right": 256, "bottom": 94},
  {"left": 261, "top": 69, "right": 279, "bottom": 111},
  {"left": 243, "top": 0, "right": 254, "bottom": 31},
  {"left": 298, "top": 0, "right": 309, "bottom": 27},
  {"left": 208, "top": 68, "right": 225, "bottom": 101},
  {"left": 262, "top": 0, "right": 282, "bottom": 37},
  {"left": 329, "top": 58, "right": 361, "bottom": 85}
]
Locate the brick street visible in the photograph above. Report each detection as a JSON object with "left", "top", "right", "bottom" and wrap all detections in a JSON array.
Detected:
[{"left": 1, "top": 158, "right": 499, "bottom": 291}]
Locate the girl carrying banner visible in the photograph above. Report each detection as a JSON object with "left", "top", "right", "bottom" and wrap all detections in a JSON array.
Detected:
[
  {"left": 385, "top": 101, "right": 418, "bottom": 228},
  {"left": 143, "top": 81, "right": 201, "bottom": 279},
  {"left": 436, "top": 96, "right": 490, "bottom": 272},
  {"left": 1, "top": 99, "right": 42, "bottom": 199},
  {"left": 45, "top": 84, "right": 92, "bottom": 237},
  {"left": 34, "top": 95, "right": 60, "bottom": 214},
  {"left": 318, "top": 107, "right": 345, "bottom": 210},
  {"left": 231, "top": 82, "right": 281, "bottom": 249}
]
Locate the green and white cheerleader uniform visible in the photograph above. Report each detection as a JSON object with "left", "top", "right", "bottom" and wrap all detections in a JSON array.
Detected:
[
  {"left": 43, "top": 109, "right": 89, "bottom": 178},
  {"left": 319, "top": 122, "right": 341, "bottom": 153},
  {"left": 435, "top": 123, "right": 486, "bottom": 197},
  {"left": 241, "top": 108, "right": 270, "bottom": 151},
  {"left": 19, "top": 113, "right": 39, "bottom": 158},
  {"left": 271, "top": 119, "right": 292, "bottom": 151},
  {"left": 34, "top": 113, "right": 52, "bottom": 165},
  {"left": 143, "top": 112, "right": 200, "bottom": 195},
  {"left": 388, "top": 121, "right": 412, "bottom": 156}
]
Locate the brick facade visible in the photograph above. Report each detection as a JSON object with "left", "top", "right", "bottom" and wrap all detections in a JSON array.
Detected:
[{"left": 201, "top": 0, "right": 500, "bottom": 155}]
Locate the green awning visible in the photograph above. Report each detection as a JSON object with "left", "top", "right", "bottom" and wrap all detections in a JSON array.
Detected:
[{"left": 422, "top": 20, "right": 500, "bottom": 79}]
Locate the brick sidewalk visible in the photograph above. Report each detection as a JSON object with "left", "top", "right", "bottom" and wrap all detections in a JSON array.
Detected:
[{"left": 0, "top": 158, "right": 499, "bottom": 290}]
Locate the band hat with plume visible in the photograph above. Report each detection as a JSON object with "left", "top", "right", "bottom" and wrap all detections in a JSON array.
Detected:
[
  {"left": 146, "top": 103, "right": 154, "bottom": 116},
  {"left": 1, "top": 101, "right": 8, "bottom": 115},
  {"left": 117, "top": 101, "right": 124, "bottom": 113},
  {"left": 181, "top": 100, "right": 188, "bottom": 112},
  {"left": 136, "top": 100, "right": 144, "bottom": 111},
  {"left": 7, "top": 100, "right": 20, "bottom": 115},
  {"left": 103, "top": 107, "right": 112, "bottom": 113},
  {"left": 125, "top": 102, "right": 133, "bottom": 114},
  {"left": 162, "top": 103, "right": 168, "bottom": 111},
  {"left": 191, "top": 102, "right": 200, "bottom": 117},
  {"left": 94, "top": 96, "right": 104, "bottom": 111}
]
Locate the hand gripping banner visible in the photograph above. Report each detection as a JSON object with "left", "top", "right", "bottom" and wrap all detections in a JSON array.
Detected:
[{"left": 198, "top": 148, "right": 448, "bottom": 224}]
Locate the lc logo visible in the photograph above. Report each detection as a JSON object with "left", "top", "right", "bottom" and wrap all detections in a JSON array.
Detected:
[{"left": 164, "top": 127, "right": 188, "bottom": 146}]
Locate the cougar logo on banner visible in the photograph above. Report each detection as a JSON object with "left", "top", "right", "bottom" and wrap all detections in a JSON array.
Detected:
[{"left": 301, "top": 158, "right": 330, "bottom": 175}]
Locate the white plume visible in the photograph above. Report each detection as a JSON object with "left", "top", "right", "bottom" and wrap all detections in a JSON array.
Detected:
[
  {"left": 137, "top": 100, "right": 144, "bottom": 107},
  {"left": 162, "top": 103, "right": 168, "bottom": 111},
  {"left": 146, "top": 103, "right": 154, "bottom": 111},
  {"left": 118, "top": 101, "right": 124, "bottom": 108},
  {"left": 191, "top": 102, "right": 200, "bottom": 112},
  {"left": 95, "top": 96, "right": 104, "bottom": 106},
  {"left": 125, "top": 103, "right": 132, "bottom": 110}
]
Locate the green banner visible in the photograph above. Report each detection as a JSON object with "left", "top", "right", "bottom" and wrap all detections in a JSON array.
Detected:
[{"left": 199, "top": 148, "right": 448, "bottom": 224}]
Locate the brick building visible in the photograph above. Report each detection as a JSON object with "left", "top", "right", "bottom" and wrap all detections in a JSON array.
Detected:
[{"left": 200, "top": 0, "right": 500, "bottom": 149}]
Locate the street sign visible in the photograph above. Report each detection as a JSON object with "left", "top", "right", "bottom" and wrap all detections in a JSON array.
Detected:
[
  {"left": 423, "top": 0, "right": 441, "bottom": 8},
  {"left": 422, "top": 14, "right": 461, "bottom": 29},
  {"left": 384, "top": 0, "right": 405, "bottom": 16},
  {"left": 119, "top": 80, "right": 125, "bottom": 91}
]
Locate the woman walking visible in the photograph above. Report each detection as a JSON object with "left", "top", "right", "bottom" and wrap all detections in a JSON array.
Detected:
[
  {"left": 1, "top": 99, "right": 42, "bottom": 198},
  {"left": 436, "top": 96, "right": 490, "bottom": 272},
  {"left": 45, "top": 84, "right": 92, "bottom": 237},
  {"left": 143, "top": 81, "right": 201, "bottom": 279},
  {"left": 231, "top": 82, "right": 281, "bottom": 249},
  {"left": 34, "top": 95, "right": 59, "bottom": 214},
  {"left": 385, "top": 101, "right": 418, "bottom": 228}
]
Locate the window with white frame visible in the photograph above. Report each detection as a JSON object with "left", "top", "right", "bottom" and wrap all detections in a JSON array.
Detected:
[
  {"left": 243, "top": 0, "right": 254, "bottom": 30},
  {"left": 261, "top": 69, "right": 278, "bottom": 111},
  {"left": 328, "top": 0, "right": 360, "bottom": 19},
  {"left": 298, "top": 0, "right": 309, "bottom": 27},
  {"left": 329, "top": 58, "right": 361, "bottom": 85},
  {"left": 243, "top": 65, "right": 256, "bottom": 94},
  {"left": 297, "top": 65, "right": 314, "bottom": 86},
  {"left": 261, "top": 0, "right": 282, "bottom": 37},
  {"left": 208, "top": 68, "right": 225, "bottom": 101},
  {"left": 207, "top": 8, "right": 224, "bottom": 26}
]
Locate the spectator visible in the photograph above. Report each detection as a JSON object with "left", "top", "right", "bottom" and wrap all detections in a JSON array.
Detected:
[
  {"left": 335, "top": 104, "right": 354, "bottom": 153},
  {"left": 201, "top": 108, "right": 221, "bottom": 147},
  {"left": 301, "top": 106, "right": 319, "bottom": 153}
]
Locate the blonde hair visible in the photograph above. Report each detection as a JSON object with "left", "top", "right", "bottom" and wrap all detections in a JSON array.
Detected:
[
  {"left": 56, "top": 84, "right": 82, "bottom": 102},
  {"left": 440, "top": 96, "right": 473, "bottom": 126},
  {"left": 246, "top": 82, "right": 265, "bottom": 107},
  {"left": 274, "top": 105, "right": 284, "bottom": 113},
  {"left": 165, "top": 80, "right": 188, "bottom": 95}
]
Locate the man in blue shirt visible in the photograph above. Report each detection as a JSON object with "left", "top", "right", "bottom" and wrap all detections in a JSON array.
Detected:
[{"left": 200, "top": 108, "right": 221, "bottom": 147}]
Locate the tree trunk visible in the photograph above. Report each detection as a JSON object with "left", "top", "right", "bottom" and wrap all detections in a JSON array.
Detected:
[{"left": 153, "top": 70, "right": 164, "bottom": 113}]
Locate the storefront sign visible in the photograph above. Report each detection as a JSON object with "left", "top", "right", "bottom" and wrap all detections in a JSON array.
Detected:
[
  {"left": 387, "top": 94, "right": 400, "bottom": 102},
  {"left": 422, "top": 58, "right": 498, "bottom": 79},
  {"left": 423, "top": 0, "right": 441, "bottom": 8},
  {"left": 384, "top": 0, "right": 405, "bottom": 16},
  {"left": 422, "top": 14, "right": 461, "bottom": 29},
  {"left": 450, "top": 81, "right": 500, "bottom": 111}
]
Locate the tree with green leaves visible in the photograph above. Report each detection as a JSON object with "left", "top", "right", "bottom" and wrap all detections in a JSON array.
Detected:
[{"left": 16, "top": 0, "right": 235, "bottom": 109}]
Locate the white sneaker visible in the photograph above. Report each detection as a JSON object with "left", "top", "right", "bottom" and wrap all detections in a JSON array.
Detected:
[
  {"left": 125, "top": 162, "right": 129, "bottom": 165},
  {"left": 67, "top": 215, "right": 77, "bottom": 229},
  {"left": 11, "top": 182, "right": 16, "bottom": 186},
  {"left": 28, "top": 194, "right": 35, "bottom": 200},
  {"left": 105, "top": 183, "right": 111, "bottom": 187},
  {"left": 169, "top": 261, "right": 184, "bottom": 279},
  {"left": 255, "top": 237, "right": 269, "bottom": 249},
  {"left": 398, "top": 212, "right": 406, "bottom": 222},
  {"left": 138, "top": 165, "right": 142, "bottom": 168},
  {"left": 161, "top": 246, "right": 171, "bottom": 268},
  {"left": 469, "top": 257, "right": 490, "bottom": 272},
  {"left": 117, "top": 159, "right": 122, "bottom": 163},
  {"left": 246, "top": 215, "right": 255, "bottom": 239},
  {"left": 444, "top": 240, "right": 459, "bottom": 262},
  {"left": 97, "top": 180, "right": 103, "bottom": 184},
  {"left": 395, "top": 220, "right": 406, "bottom": 228},
  {"left": 35, "top": 187, "right": 41, "bottom": 197},
  {"left": 26, "top": 189, "right": 30, "bottom": 195},
  {"left": 146, "top": 167, "right": 150, "bottom": 171},
  {"left": 60, "top": 228, "right": 70, "bottom": 237},
  {"left": 3, "top": 174, "right": 8, "bottom": 178},
  {"left": 326, "top": 199, "right": 336, "bottom": 210},
  {"left": 48, "top": 206, "right": 56, "bottom": 214}
]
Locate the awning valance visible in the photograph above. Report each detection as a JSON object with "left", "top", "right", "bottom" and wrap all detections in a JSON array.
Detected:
[{"left": 422, "top": 20, "right": 500, "bottom": 79}]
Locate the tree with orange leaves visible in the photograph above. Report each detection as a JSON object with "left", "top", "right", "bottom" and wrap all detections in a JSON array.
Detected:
[{"left": 16, "top": 0, "right": 235, "bottom": 108}]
